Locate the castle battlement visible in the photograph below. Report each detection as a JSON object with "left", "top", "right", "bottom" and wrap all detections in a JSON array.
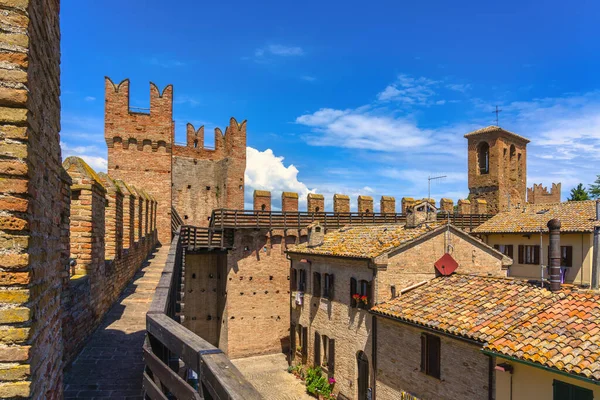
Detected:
[
  {"left": 527, "top": 182, "right": 561, "bottom": 204},
  {"left": 174, "top": 117, "right": 247, "bottom": 161}
]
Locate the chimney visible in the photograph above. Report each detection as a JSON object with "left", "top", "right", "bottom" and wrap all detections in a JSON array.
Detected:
[
  {"left": 547, "top": 218, "right": 561, "bottom": 291},
  {"left": 307, "top": 222, "right": 324, "bottom": 248},
  {"left": 593, "top": 201, "right": 600, "bottom": 289}
]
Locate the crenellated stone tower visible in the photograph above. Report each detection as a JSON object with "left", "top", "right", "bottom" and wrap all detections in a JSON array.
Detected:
[{"left": 465, "top": 126, "right": 529, "bottom": 214}]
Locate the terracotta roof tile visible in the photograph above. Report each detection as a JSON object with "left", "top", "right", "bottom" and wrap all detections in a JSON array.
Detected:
[
  {"left": 486, "top": 291, "right": 600, "bottom": 381},
  {"left": 371, "top": 274, "right": 557, "bottom": 343},
  {"left": 287, "top": 223, "right": 440, "bottom": 258},
  {"left": 473, "top": 200, "right": 599, "bottom": 233},
  {"left": 464, "top": 125, "right": 530, "bottom": 143}
]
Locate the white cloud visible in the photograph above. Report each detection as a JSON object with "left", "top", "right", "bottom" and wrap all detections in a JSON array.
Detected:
[
  {"left": 84, "top": 96, "right": 96, "bottom": 102},
  {"left": 245, "top": 147, "right": 314, "bottom": 210},
  {"left": 377, "top": 74, "right": 438, "bottom": 104},
  {"left": 301, "top": 75, "right": 316, "bottom": 82},
  {"left": 445, "top": 83, "right": 471, "bottom": 93},
  {"left": 60, "top": 142, "right": 107, "bottom": 172},
  {"left": 253, "top": 44, "right": 305, "bottom": 62},
  {"left": 174, "top": 95, "right": 200, "bottom": 107},
  {"left": 148, "top": 57, "right": 186, "bottom": 68}
]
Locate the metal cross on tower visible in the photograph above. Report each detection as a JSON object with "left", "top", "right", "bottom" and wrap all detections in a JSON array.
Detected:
[{"left": 492, "top": 105, "right": 502, "bottom": 126}]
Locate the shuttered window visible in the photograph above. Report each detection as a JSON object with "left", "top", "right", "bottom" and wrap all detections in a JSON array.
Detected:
[
  {"left": 328, "top": 338, "right": 335, "bottom": 374},
  {"left": 323, "top": 274, "right": 334, "bottom": 299},
  {"left": 420, "top": 333, "right": 441, "bottom": 379},
  {"left": 322, "top": 335, "right": 329, "bottom": 368},
  {"left": 493, "top": 244, "right": 514, "bottom": 258},
  {"left": 553, "top": 380, "right": 593, "bottom": 400},
  {"left": 302, "top": 326, "right": 308, "bottom": 359},
  {"left": 291, "top": 269, "right": 297, "bottom": 291},
  {"left": 298, "top": 269, "right": 306, "bottom": 291},
  {"left": 290, "top": 323, "right": 296, "bottom": 361},
  {"left": 548, "top": 246, "right": 573, "bottom": 267},
  {"left": 350, "top": 278, "right": 357, "bottom": 307},
  {"left": 313, "top": 272, "right": 322, "bottom": 297},
  {"left": 518, "top": 245, "right": 540, "bottom": 265},
  {"left": 314, "top": 331, "right": 321, "bottom": 366}
]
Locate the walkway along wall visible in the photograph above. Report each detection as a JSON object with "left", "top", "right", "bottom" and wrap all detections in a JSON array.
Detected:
[{"left": 61, "top": 157, "right": 158, "bottom": 364}]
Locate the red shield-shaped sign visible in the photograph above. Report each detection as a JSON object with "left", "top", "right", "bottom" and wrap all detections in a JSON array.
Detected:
[{"left": 434, "top": 253, "right": 458, "bottom": 276}]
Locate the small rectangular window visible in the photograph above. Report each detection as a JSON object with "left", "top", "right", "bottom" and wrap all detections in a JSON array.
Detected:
[
  {"left": 314, "top": 331, "right": 321, "bottom": 367},
  {"left": 322, "top": 335, "right": 329, "bottom": 368},
  {"left": 553, "top": 379, "right": 593, "bottom": 400},
  {"left": 421, "top": 333, "right": 441, "bottom": 379},
  {"left": 298, "top": 269, "right": 306, "bottom": 292},
  {"left": 291, "top": 268, "right": 298, "bottom": 291},
  {"left": 323, "top": 273, "right": 334, "bottom": 299},
  {"left": 518, "top": 245, "right": 540, "bottom": 265},
  {"left": 494, "top": 244, "right": 514, "bottom": 258},
  {"left": 313, "top": 272, "right": 321, "bottom": 297}
]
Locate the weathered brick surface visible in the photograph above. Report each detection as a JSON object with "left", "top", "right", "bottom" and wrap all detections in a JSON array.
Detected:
[
  {"left": 104, "top": 78, "right": 172, "bottom": 244},
  {"left": 253, "top": 190, "right": 271, "bottom": 211},
  {"left": 401, "top": 197, "right": 415, "bottom": 214},
  {"left": 527, "top": 182, "right": 561, "bottom": 204},
  {"left": 380, "top": 196, "right": 395, "bottom": 214},
  {"left": 440, "top": 197, "right": 454, "bottom": 212},
  {"left": 333, "top": 194, "right": 350, "bottom": 213},
  {"left": 375, "top": 317, "right": 491, "bottom": 400},
  {"left": 282, "top": 192, "right": 298, "bottom": 212},
  {"left": 307, "top": 193, "right": 324, "bottom": 213},
  {"left": 458, "top": 198, "right": 471, "bottom": 214},
  {"left": 0, "top": 0, "right": 64, "bottom": 397},
  {"left": 471, "top": 198, "right": 488, "bottom": 214},
  {"left": 466, "top": 129, "right": 528, "bottom": 214},
  {"left": 172, "top": 118, "right": 246, "bottom": 227},
  {"left": 357, "top": 195, "right": 373, "bottom": 213}
]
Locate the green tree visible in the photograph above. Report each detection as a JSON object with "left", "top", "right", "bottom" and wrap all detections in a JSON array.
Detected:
[
  {"left": 589, "top": 175, "right": 600, "bottom": 199},
  {"left": 568, "top": 183, "right": 590, "bottom": 201}
]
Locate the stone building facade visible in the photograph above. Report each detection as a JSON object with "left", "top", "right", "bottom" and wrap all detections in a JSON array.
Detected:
[{"left": 286, "top": 208, "right": 509, "bottom": 399}]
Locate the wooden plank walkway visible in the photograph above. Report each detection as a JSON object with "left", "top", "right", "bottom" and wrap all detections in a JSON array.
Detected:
[{"left": 64, "top": 246, "right": 169, "bottom": 399}]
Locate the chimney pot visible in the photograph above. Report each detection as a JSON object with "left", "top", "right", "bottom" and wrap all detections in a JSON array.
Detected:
[{"left": 547, "top": 218, "right": 561, "bottom": 291}]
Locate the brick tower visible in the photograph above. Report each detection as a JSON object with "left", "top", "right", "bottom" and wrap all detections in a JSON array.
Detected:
[
  {"left": 464, "top": 126, "right": 529, "bottom": 214},
  {"left": 104, "top": 77, "right": 173, "bottom": 244}
]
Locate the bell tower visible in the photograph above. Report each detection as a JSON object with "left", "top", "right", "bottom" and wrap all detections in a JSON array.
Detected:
[{"left": 464, "top": 126, "right": 529, "bottom": 214}]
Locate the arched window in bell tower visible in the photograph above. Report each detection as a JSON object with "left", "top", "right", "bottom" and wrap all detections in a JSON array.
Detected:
[{"left": 477, "top": 142, "right": 490, "bottom": 175}]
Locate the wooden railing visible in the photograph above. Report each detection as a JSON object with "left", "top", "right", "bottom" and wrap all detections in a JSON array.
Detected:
[
  {"left": 144, "top": 229, "right": 261, "bottom": 399},
  {"left": 208, "top": 209, "right": 493, "bottom": 231},
  {"left": 180, "top": 226, "right": 234, "bottom": 250}
]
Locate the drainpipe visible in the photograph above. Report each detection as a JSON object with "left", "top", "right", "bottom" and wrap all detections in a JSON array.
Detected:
[
  {"left": 548, "top": 219, "right": 561, "bottom": 292},
  {"left": 592, "top": 201, "right": 600, "bottom": 289}
]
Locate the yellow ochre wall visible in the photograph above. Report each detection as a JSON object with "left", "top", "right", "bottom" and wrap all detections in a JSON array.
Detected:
[
  {"left": 480, "top": 233, "right": 593, "bottom": 286},
  {"left": 495, "top": 358, "right": 600, "bottom": 400}
]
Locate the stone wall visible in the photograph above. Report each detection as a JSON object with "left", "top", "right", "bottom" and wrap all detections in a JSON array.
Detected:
[
  {"left": 0, "top": 0, "right": 64, "bottom": 397},
  {"left": 375, "top": 317, "right": 492, "bottom": 400}
]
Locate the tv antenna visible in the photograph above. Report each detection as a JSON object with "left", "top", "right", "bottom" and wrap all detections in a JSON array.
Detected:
[
  {"left": 428, "top": 175, "right": 447, "bottom": 218},
  {"left": 492, "top": 105, "right": 502, "bottom": 126}
]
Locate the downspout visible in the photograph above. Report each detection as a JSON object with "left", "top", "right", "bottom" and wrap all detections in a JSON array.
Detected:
[
  {"left": 372, "top": 315, "right": 377, "bottom": 400},
  {"left": 488, "top": 354, "right": 494, "bottom": 400},
  {"left": 287, "top": 254, "right": 293, "bottom": 364},
  {"left": 592, "top": 200, "right": 600, "bottom": 289}
]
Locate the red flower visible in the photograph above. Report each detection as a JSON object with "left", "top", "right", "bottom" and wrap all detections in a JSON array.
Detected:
[
  {"left": 360, "top": 295, "right": 368, "bottom": 304},
  {"left": 352, "top": 293, "right": 361, "bottom": 300}
]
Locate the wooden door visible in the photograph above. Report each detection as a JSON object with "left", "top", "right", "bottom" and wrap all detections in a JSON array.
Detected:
[{"left": 357, "top": 351, "right": 369, "bottom": 400}]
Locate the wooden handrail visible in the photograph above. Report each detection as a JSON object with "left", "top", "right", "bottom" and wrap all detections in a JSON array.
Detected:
[{"left": 144, "top": 229, "right": 261, "bottom": 399}]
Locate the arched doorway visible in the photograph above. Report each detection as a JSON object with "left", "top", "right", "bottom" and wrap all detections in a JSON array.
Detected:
[{"left": 357, "top": 351, "right": 369, "bottom": 400}]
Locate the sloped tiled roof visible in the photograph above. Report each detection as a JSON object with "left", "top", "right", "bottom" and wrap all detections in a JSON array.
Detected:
[
  {"left": 464, "top": 125, "right": 530, "bottom": 143},
  {"left": 473, "top": 201, "right": 599, "bottom": 233},
  {"left": 287, "top": 223, "right": 440, "bottom": 258},
  {"left": 371, "top": 274, "right": 559, "bottom": 343},
  {"left": 486, "top": 291, "right": 600, "bottom": 381}
]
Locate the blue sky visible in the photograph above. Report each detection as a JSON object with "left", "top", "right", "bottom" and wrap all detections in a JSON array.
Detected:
[{"left": 61, "top": 0, "right": 600, "bottom": 210}]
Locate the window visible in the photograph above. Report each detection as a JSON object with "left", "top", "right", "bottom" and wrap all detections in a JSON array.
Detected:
[
  {"left": 313, "top": 272, "right": 321, "bottom": 297},
  {"left": 291, "top": 268, "right": 298, "bottom": 291},
  {"left": 553, "top": 380, "right": 593, "bottom": 400},
  {"left": 323, "top": 273, "right": 334, "bottom": 299},
  {"left": 547, "top": 246, "right": 573, "bottom": 267},
  {"left": 351, "top": 278, "right": 372, "bottom": 308},
  {"left": 493, "top": 244, "right": 514, "bottom": 258},
  {"left": 298, "top": 269, "right": 306, "bottom": 292},
  {"left": 314, "top": 331, "right": 321, "bottom": 367},
  {"left": 421, "top": 333, "right": 441, "bottom": 379},
  {"left": 322, "top": 335, "right": 329, "bottom": 367},
  {"left": 477, "top": 142, "right": 490, "bottom": 175},
  {"left": 518, "top": 245, "right": 540, "bottom": 265}
]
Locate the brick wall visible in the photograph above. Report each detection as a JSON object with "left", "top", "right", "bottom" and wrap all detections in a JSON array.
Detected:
[
  {"left": 380, "top": 196, "right": 396, "bottom": 214},
  {"left": 307, "top": 194, "right": 324, "bottom": 213},
  {"left": 253, "top": 190, "right": 271, "bottom": 211},
  {"left": 61, "top": 157, "right": 158, "bottom": 364},
  {"left": 466, "top": 129, "right": 528, "bottom": 214},
  {"left": 282, "top": 192, "right": 299, "bottom": 212},
  {"left": 527, "top": 183, "right": 561, "bottom": 204},
  {"left": 401, "top": 197, "right": 415, "bottom": 214},
  {"left": 358, "top": 195, "right": 373, "bottom": 213},
  {"left": 377, "top": 228, "right": 508, "bottom": 301},
  {"left": 333, "top": 194, "right": 350, "bottom": 213},
  {"left": 104, "top": 78, "right": 172, "bottom": 244},
  {"left": 375, "top": 317, "right": 491, "bottom": 400},
  {"left": 0, "top": 0, "right": 64, "bottom": 397},
  {"left": 172, "top": 118, "right": 246, "bottom": 227}
]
